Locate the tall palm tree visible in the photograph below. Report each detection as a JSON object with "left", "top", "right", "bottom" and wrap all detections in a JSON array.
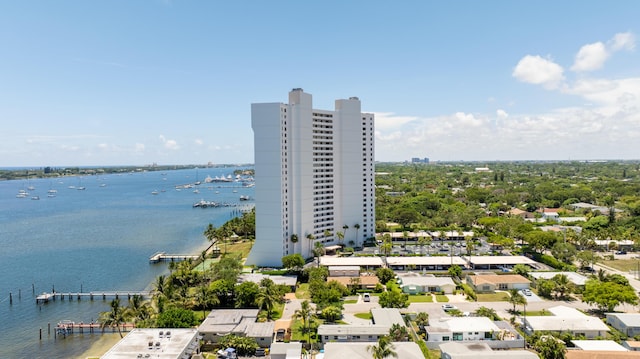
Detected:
[
  {"left": 98, "top": 298, "right": 127, "bottom": 338},
  {"left": 336, "top": 231, "right": 344, "bottom": 247},
  {"left": 313, "top": 241, "right": 325, "bottom": 268},
  {"left": 508, "top": 289, "right": 526, "bottom": 314},
  {"left": 343, "top": 224, "right": 349, "bottom": 242},
  {"left": 324, "top": 229, "right": 332, "bottom": 242},
  {"left": 415, "top": 312, "right": 429, "bottom": 331},
  {"left": 256, "top": 285, "right": 280, "bottom": 321},
  {"left": 306, "top": 233, "right": 315, "bottom": 258},
  {"left": 367, "top": 335, "right": 398, "bottom": 359},
  {"left": 204, "top": 223, "right": 217, "bottom": 242},
  {"left": 354, "top": 223, "right": 360, "bottom": 247},
  {"left": 125, "top": 294, "right": 153, "bottom": 326},
  {"left": 294, "top": 300, "right": 316, "bottom": 345},
  {"left": 389, "top": 323, "right": 408, "bottom": 341}
]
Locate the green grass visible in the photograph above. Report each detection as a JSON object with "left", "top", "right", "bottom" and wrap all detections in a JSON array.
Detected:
[
  {"left": 408, "top": 294, "right": 433, "bottom": 303},
  {"left": 343, "top": 299, "right": 357, "bottom": 304},
  {"left": 600, "top": 259, "right": 639, "bottom": 272},
  {"left": 525, "top": 310, "right": 553, "bottom": 316},
  {"left": 435, "top": 295, "right": 449, "bottom": 302},
  {"left": 354, "top": 312, "right": 373, "bottom": 320},
  {"left": 476, "top": 292, "right": 510, "bottom": 302},
  {"left": 296, "top": 283, "right": 311, "bottom": 299}
]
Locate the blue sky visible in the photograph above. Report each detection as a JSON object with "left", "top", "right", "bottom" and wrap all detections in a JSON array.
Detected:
[{"left": 1, "top": 1, "right": 639, "bottom": 166}]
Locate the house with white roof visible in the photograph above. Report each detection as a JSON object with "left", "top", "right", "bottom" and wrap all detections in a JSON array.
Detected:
[
  {"left": 606, "top": 313, "right": 640, "bottom": 337},
  {"left": 425, "top": 317, "right": 523, "bottom": 349},
  {"left": 317, "top": 324, "right": 390, "bottom": 343},
  {"left": 523, "top": 306, "right": 609, "bottom": 339},
  {"left": 571, "top": 340, "right": 629, "bottom": 351},
  {"left": 530, "top": 272, "right": 588, "bottom": 286},
  {"left": 397, "top": 273, "right": 456, "bottom": 294},
  {"left": 386, "top": 256, "right": 468, "bottom": 271},
  {"left": 439, "top": 342, "right": 538, "bottom": 359},
  {"left": 319, "top": 256, "right": 384, "bottom": 270},
  {"left": 463, "top": 255, "right": 540, "bottom": 270},
  {"left": 323, "top": 342, "right": 424, "bottom": 359},
  {"left": 371, "top": 308, "right": 405, "bottom": 327},
  {"left": 100, "top": 328, "right": 200, "bottom": 359}
]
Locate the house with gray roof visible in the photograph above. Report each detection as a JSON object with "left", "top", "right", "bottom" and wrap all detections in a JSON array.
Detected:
[
  {"left": 198, "top": 309, "right": 274, "bottom": 347},
  {"left": 607, "top": 313, "right": 640, "bottom": 337},
  {"left": 397, "top": 273, "right": 456, "bottom": 294},
  {"left": 524, "top": 306, "right": 609, "bottom": 339}
]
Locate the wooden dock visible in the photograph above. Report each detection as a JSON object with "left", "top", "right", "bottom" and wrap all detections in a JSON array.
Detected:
[
  {"left": 36, "top": 291, "right": 152, "bottom": 303},
  {"left": 149, "top": 252, "right": 199, "bottom": 263},
  {"left": 55, "top": 320, "right": 135, "bottom": 338}
]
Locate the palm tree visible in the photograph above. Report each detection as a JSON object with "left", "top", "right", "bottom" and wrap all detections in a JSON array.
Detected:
[
  {"left": 324, "top": 229, "right": 332, "bottom": 242},
  {"left": 336, "top": 231, "right": 344, "bottom": 247},
  {"left": 388, "top": 323, "right": 408, "bottom": 341},
  {"left": 294, "top": 300, "right": 316, "bottom": 345},
  {"left": 552, "top": 274, "right": 573, "bottom": 300},
  {"left": 354, "top": 223, "right": 360, "bottom": 247},
  {"left": 508, "top": 289, "right": 526, "bottom": 314},
  {"left": 367, "top": 335, "right": 398, "bottom": 359},
  {"left": 313, "top": 241, "right": 325, "bottom": 268},
  {"left": 474, "top": 306, "right": 499, "bottom": 320},
  {"left": 291, "top": 234, "right": 299, "bottom": 244},
  {"left": 204, "top": 223, "right": 217, "bottom": 242},
  {"left": 98, "top": 298, "right": 127, "bottom": 338},
  {"left": 417, "top": 236, "right": 430, "bottom": 255},
  {"left": 414, "top": 312, "right": 429, "bottom": 330},
  {"left": 306, "top": 233, "right": 315, "bottom": 258},
  {"left": 343, "top": 224, "right": 349, "bottom": 241},
  {"left": 256, "top": 285, "right": 280, "bottom": 321},
  {"left": 125, "top": 294, "right": 153, "bottom": 326}
]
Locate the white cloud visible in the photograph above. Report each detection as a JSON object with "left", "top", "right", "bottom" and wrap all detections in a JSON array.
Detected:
[
  {"left": 194, "top": 138, "right": 203, "bottom": 146},
  {"left": 497, "top": 109, "right": 509, "bottom": 120},
  {"left": 610, "top": 32, "right": 636, "bottom": 51},
  {"left": 159, "top": 134, "right": 179, "bottom": 150},
  {"left": 512, "top": 55, "right": 565, "bottom": 89},
  {"left": 571, "top": 42, "right": 608, "bottom": 72},
  {"left": 135, "top": 143, "right": 145, "bottom": 152}
]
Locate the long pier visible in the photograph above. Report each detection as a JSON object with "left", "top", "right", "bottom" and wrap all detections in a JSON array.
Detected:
[
  {"left": 149, "top": 252, "right": 199, "bottom": 263},
  {"left": 36, "top": 291, "right": 151, "bottom": 303},
  {"left": 55, "top": 320, "right": 135, "bottom": 338}
]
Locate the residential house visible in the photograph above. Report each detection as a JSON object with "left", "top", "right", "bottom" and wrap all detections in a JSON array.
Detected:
[
  {"left": 237, "top": 273, "right": 298, "bottom": 291},
  {"left": 530, "top": 272, "right": 588, "bottom": 287},
  {"left": 397, "top": 273, "right": 456, "bottom": 294},
  {"left": 572, "top": 340, "right": 629, "bottom": 351},
  {"left": 607, "top": 313, "right": 640, "bottom": 337},
  {"left": 328, "top": 265, "right": 360, "bottom": 277},
  {"left": 326, "top": 275, "right": 379, "bottom": 290},
  {"left": 524, "top": 306, "right": 610, "bottom": 339},
  {"left": 439, "top": 342, "right": 539, "bottom": 359},
  {"left": 323, "top": 342, "right": 424, "bottom": 359},
  {"left": 198, "top": 309, "right": 274, "bottom": 348},
  {"left": 425, "top": 317, "right": 524, "bottom": 349},
  {"left": 386, "top": 256, "right": 468, "bottom": 271},
  {"left": 269, "top": 342, "right": 303, "bottom": 359},
  {"left": 317, "top": 324, "right": 390, "bottom": 343},
  {"left": 466, "top": 273, "right": 531, "bottom": 293},
  {"left": 463, "top": 256, "right": 540, "bottom": 270}
]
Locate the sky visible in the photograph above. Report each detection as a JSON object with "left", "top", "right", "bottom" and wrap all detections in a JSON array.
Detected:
[{"left": 1, "top": 1, "right": 639, "bottom": 166}]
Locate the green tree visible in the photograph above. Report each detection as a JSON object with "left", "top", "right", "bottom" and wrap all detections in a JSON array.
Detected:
[
  {"left": 321, "top": 306, "right": 342, "bottom": 323},
  {"left": 290, "top": 234, "right": 299, "bottom": 243},
  {"left": 508, "top": 289, "right": 526, "bottom": 313},
  {"left": 388, "top": 323, "right": 408, "bottom": 341},
  {"left": 376, "top": 268, "right": 396, "bottom": 285},
  {"left": 475, "top": 306, "right": 499, "bottom": 320},
  {"left": 367, "top": 335, "right": 398, "bottom": 359},
  {"left": 533, "top": 336, "right": 566, "bottom": 359},
  {"left": 583, "top": 279, "right": 638, "bottom": 312},
  {"left": 256, "top": 284, "right": 281, "bottom": 321},
  {"left": 124, "top": 294, "right": 153, "bottom": 327},
  {"left": 235, "top": 281, "right": 260, "bottom": 308},
  {"left": 379, "top": 290, "right": 409, "bottom": 308},
  {"left": 294, "top": 300, "right": 316, "bottom": 345},
  {"left": 448, "top": 264, "right": 462, "bottom": 279},
  {"left": 354, "top": 223, "right": 361, "bottom": 247},
  {"left": 98, "top": 298, "right": 127, "bottom": 338},
  {"left": 156, "top": 307, "right": 198, "bottom": 328},
  {"left": 306, "top": 233, "right": 315, "bottom": 258},
  {"left": 414, "top": 312, "right": 429, "bottom": 330},
  {"left": 551, "top": 274, "right": 574, "bottom": 300},
  {"left": 282, "top": 253, "right": 305, "bottom": 272}
]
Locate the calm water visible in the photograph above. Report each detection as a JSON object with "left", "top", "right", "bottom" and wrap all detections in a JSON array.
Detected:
[{"left": 0, "top": 167, "right": 254, "bottom": 358}]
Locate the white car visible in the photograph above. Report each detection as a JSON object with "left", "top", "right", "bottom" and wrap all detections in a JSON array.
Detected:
[
  {"left": 522, "top": 289, "right": 532, "bottom": 296},
  {"left": 442, "top": 304, "right": 457, "bottom": 311}
]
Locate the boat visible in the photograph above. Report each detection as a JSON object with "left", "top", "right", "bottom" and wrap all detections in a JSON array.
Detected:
[
  {"left": 151, "top": 190, "right": 159, "bottom": 195},
  {"left": 240, "top": 195, "right": 250, "bottom": 201},
  {"left": 31, "top": 196, "right": 40, "bottom": 200}
]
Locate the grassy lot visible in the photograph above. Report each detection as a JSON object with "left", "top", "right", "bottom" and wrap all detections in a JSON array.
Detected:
[
  {"left": 296, "top": 283, "right": 311, "bottom": 299},
  {"left": 525, "top": 310, "right": 552, "bottom": 316},
  {"left": 477, "top": 292, "right": 510, "bottom": 302},
  {"left": 435, "top": 295, "right": 448, "bottom": 302},
  {"left": 343, "top": 299, "right": 357, "bottom": 304},
  {"left": 409, "top": 294, "right": 434, "bottom": 303},
  {"left": 599, "top": 259, "right": 639, "bottom": 272},
  {"left": 355, "top": 312, "right": 373, "bottom": 320},
  {"left": 224, "top": 240, "right": 254, "bottom": 259}
]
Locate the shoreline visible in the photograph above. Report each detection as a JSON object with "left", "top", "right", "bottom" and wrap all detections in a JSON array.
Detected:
[{"left": 74, "top": 240, "right": 214, "bottom": 358}]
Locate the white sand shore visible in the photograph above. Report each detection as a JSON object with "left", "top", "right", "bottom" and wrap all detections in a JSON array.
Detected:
[{"left": 75, "top": 333, "right": 122, "bottom": 359}]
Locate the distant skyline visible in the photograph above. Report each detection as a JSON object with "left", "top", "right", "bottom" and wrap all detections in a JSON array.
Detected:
[{"left": 1, "top": 1, "right": 639, "bottom": 166}]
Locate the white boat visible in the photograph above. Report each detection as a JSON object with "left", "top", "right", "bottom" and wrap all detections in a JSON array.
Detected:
[
  {"left": 31, "top": 196, "right": 40, "bottom": 200},
  {"left": 151, "top": 190, "right": 159, "bottom": 195},
  {"left": 240, "top": 195, "right": 250, "bottom": 201}
]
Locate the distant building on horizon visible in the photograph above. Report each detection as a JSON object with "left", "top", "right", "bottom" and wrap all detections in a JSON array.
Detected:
[
  {"left": 411, "top": 157, "right": 429, "bottom": 164},
  {"left": 246, "top": 89, "right": 375, "bottom": 267}
]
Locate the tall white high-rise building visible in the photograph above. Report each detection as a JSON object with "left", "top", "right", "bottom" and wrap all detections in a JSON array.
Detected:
[{"left": 246, "top": 89, "right": 375, "bottom": 267}]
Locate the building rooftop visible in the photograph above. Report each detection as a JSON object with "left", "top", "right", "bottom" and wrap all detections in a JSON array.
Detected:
[
  {"left": 464, "top": 255, "right": 539, "bottom": 266},
  {"left": 530, "top": 272, "right": 588, "bottom": 286},
  {"left": 607, "top": 313, "right": 640, "bottom": 327},
  {"left": 371, "top": 308, "right": 405, "bottom": 327},
  {"left": 397, "top": 274, "right": 456, "bottom": 287},
  {"left": 323, "top": 342, "right": 424, "bottom": 359},
  {"left": 566, "top": 351, "right": 640, "bottom": 359},
  {"left": 198, "top": 309, "right": 261, "bottom": 335},
  {"left": 525, "top": 306, "right": 609, "bottom": 332},
  {"left": 572, "top": 340, "right": 629, "bottom": 351},
  {"left": 428, "top": 317, "right": 501, "bottom": 334},
  {"left": 327, "top": 276, "right": 379, "bottom": 287},
  {"left": 317, "top": 324, "right": 389, "bottom": 336},
  {"left": 438, "top": 342, "right": 539, "bottom": 359},
  {"left": 468, "top": 274, "right": 531, "bottom": 285},
  {"left": 386, "top": 256, "right": 468, "bottom": 266},
  {"left": 238, "top": 273, "right": 298, "bottom": 287},
  {"left": 319, "top": 256, "right": 384, "bottom": 267},
  {"left": 100, "top": 328, "right": 199, "bottom": 359}
]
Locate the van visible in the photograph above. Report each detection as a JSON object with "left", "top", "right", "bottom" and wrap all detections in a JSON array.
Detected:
[{"left": 363, "top": 293, "right": 371, "bottom": 302}]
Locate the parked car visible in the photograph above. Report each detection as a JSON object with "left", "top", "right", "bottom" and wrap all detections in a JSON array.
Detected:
[
  {"left": 363, "top": 293, "right": 371, "bottom": 302},
  {"left": 522, "top": 289, "right": 532, "bottom": 296},
  {"left": 442, "top": 304, "right": 457, "bottom": 311}
]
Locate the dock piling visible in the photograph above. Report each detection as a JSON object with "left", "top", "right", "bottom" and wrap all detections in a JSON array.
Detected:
[
  {"left": 9, "top": 292, "right": 12, "bottom": 305},
  {"left": 48, "top": 322, "right": 50, "bottom": 335},
  {"left": 39, "top": 328, "right": 42, "bottom": 340}
]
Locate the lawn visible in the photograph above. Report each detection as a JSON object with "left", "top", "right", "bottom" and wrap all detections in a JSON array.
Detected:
[
  {"left": 296, "top": 283, "right": 311, "bottom": 300},
  {"left": 435, "top": 295, "right": 448, "bottom": 302},
  {"left": 224, "top": 240, "right": 254, "bottom": 259},
  {"left": 343, "top": 299, "right": 357, "bottom": 304},
  {"left": 525, "top": 310, "right": 552, "bottom": 316},
  {"left": 477, "top": 292, "right": 510, "bottom": 302},
  {"left": 600, "top": 259, "right": 640, "bottom": 272},
  {"left": 408, "top": 294, "right": 433, "bottom": 303},
  {"left": 354, "top": 312, "right": 373, "bottom": 320}
]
